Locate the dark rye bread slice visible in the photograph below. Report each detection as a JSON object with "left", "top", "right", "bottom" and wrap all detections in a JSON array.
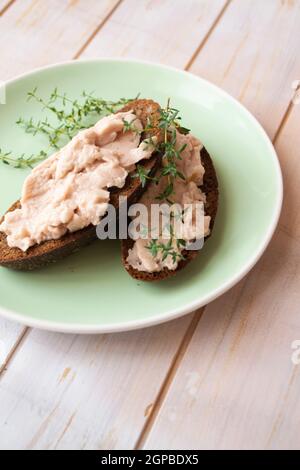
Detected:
[
  {"left": 121, "top": 147, "right": 219, "bottom": 281},
  {"left": 0, "top": 99, "right": 162, "bottom": 271}
]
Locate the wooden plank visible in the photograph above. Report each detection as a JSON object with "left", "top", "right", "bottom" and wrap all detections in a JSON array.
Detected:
[
  {"left": 144, "top": 97, "right": 300, "bottom": 449},
  {"left": 81, "top": 0, "right": 229, "bottom": 68},
  {"left": 188, "top": 0, "right": 300, "bottom": 139},
  {"left": 0, "top": 0, "right": 14, "bottom": 15},
  {"left": 0, "top": 316, "right": 193, "bottom": 450},
  {"left": 0, "top": 0, "right": 121, "bottom": 80},
  {"left": 0, "top": 0, "right": 230, "bottom": 451}
]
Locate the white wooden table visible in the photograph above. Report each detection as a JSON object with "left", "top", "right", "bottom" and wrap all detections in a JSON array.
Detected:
[{"left": 0, "top": 0, "right": 300, "bottom": 450}]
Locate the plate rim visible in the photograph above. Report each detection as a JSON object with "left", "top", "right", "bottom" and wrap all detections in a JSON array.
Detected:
[{"left": 0, "top": 58, "right": 283, "bottom": 334}]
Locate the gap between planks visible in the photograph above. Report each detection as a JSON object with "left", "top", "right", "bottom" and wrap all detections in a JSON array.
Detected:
[
  {"left": 131, "top": 2, "right": 300, "bottom": 446},
  {"left": 0, "top": 0, "right": 229, "bottom": 380}
]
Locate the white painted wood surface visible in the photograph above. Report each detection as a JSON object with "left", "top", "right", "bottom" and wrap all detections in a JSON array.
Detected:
[
  {"left": 0, "top": 0, "right": 229, "bottom": 369},
  {"left": 81, "top": 0, "right": 228, "bottom": 68},
  {"left": 0, "top": 0, "right": 13, "bottom": 15},
  {"left": 0, "top": 0, "right": 299, "bottom": 450}
]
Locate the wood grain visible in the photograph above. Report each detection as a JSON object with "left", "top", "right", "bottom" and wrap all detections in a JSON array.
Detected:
[
  {"left": 81, "top": 0, "right": 229, "bottom": 68},
  {"left": 144, "top": 77, "right": 300, "bottom": 451}
]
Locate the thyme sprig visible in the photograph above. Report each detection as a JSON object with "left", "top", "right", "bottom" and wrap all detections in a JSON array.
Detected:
[
  {"left": 20, "top": 88, "right": 135, "bottom": 149},
  {"left": 155, "top": 102, "right": 188, "bottom": 202}
]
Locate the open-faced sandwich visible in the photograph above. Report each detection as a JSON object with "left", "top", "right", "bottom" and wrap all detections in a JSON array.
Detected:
[
  {"left": 0, "top": 96, "right": 218, "bottom": 280},
  {"left": 121, "top": 119, "right": 218, "bottom": 281},
  {"left": 0, "top": 99, "right": 162, "bottom": 270}
]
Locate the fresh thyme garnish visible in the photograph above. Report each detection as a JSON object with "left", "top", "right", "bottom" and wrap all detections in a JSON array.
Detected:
[
  {"left": 1, "top": 88, "right": 136, "bottom": 169},
  {"left": 147, "top": 237, "right": 186, "bottom": 264},
  {"left": 142, "top": 100, "right": 192, "bottom": 264}
]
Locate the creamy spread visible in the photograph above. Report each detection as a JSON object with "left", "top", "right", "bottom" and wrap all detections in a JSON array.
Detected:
[
  {"left": 0, "top": 111, "right": 156, "bottom": 251},
  {"left": 126, "top": 131, "right": 211, "bottom": 273}
]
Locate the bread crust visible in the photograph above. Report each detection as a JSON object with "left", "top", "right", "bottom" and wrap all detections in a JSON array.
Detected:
[
  {"left": 0, "top": 99, "right": 162, "bottom": 270},
  {"left": 121, "top": 147, "right": 219, "bottom": 281}
]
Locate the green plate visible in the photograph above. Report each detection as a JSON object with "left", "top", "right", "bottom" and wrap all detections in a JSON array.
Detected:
[{"left": 0, "top": 60, "right": 282, "bottom": 333}]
